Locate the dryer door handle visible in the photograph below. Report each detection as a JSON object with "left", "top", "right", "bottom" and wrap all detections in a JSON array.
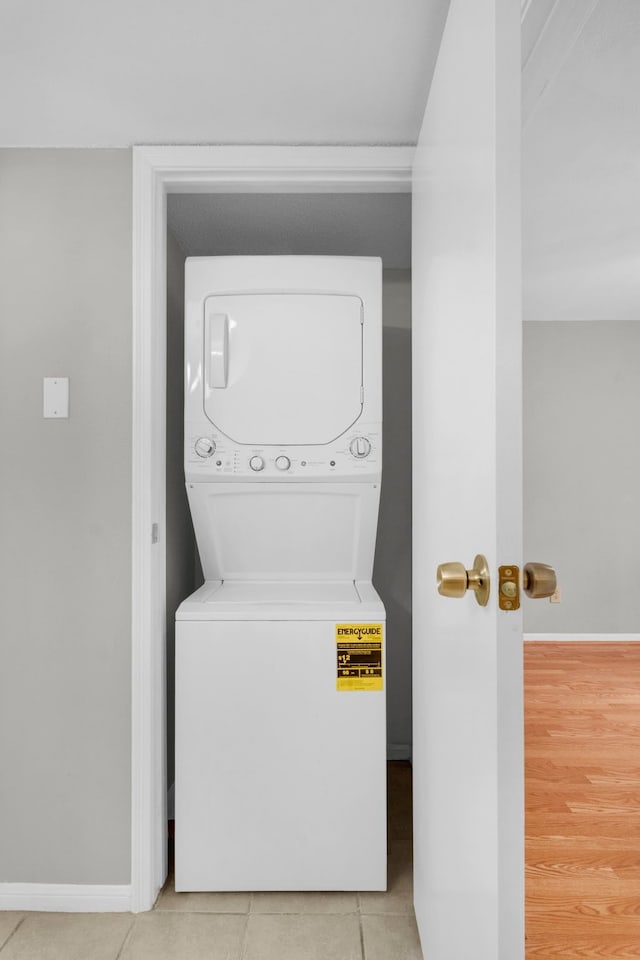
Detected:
[{"left": 207, "top": 312, "right": 229, "bottom": 389}]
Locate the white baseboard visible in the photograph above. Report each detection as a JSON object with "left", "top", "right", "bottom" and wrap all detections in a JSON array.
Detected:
[
  {"left": 0, "top": 883, "right": 132, "bottom": 912},
  {"left": 525, "top": 633, "right": 640, "bottom": 642}
]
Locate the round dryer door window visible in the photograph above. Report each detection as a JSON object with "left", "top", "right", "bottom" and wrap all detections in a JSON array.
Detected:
[{"left": 202, "top": 293, "right": 363, "bottom": 445}]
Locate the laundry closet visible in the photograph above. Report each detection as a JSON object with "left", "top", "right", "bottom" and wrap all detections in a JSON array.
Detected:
[{"left": 164, "top": 192, "right": 412, "bottom": 887}]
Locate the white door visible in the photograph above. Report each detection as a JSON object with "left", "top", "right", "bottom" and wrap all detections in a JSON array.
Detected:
[{"left": 412, "top": 0, "right": 523, "bottom": 957}]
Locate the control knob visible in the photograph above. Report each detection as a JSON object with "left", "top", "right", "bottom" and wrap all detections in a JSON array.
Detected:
[
  {"left": 349, "top": 437, "right": 372, "bottom": 459},
  {"left": 275, "top": 456, "right": 291, "bottom": 471},
  {"left": 195, "top": 437, "right": 215, "bottom": 458},
  {"left": 249, "top": 456, "right": 265, "bottom": 472}
]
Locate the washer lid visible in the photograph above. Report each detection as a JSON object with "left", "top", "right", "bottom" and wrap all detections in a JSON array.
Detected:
[
  {"left": 176, "top": 579, "right": 386, "bottom": 621},
  {"left": 202, "top": 293, "right": 363, "bottom": 445}
]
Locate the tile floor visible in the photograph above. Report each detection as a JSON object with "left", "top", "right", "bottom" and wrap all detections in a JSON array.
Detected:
[{"left": 0, "top": 763, "right": 421, "bottom": 960}]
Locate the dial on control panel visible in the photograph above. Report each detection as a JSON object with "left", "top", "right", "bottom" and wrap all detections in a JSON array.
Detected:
[
  {"left": 275, "top": 456, "right": 291, "bottom": 471},
  {"left": 195, "top": 437, "right": 216, "bottom": 458},
  {"left": 249, "top": 456, "right": 265, "bottom": 472},
  {"left": 349, "top": 436, "right": 372, "bottom": 459}
]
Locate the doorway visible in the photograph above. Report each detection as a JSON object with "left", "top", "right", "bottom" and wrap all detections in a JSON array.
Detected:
[
  {"left": 522, "top": 315, "right": 640, "bottom": 956},
  {"left": 521, "top": 0, "right": 640, "bottom": 944},
  {"left": 131, "top": 146, "right": 414, "bottom": 912},
  {"left": 162, "top": 189, "right": 413, "bottom": 900}
]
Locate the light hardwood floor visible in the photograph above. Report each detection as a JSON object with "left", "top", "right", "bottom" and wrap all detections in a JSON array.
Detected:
[{"left": 525, "top": 642, "right": 640, "bottom": 958}]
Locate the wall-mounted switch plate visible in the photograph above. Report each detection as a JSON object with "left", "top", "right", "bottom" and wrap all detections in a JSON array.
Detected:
[{"left": 44, "top": 377, "right": 69, "bottom": 418}]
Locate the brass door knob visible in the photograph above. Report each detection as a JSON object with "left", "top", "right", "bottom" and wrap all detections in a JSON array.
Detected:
[
  {"left": 437, "top": 555, "right": 490, "bottom": 606},
  {"left": 523, "top": 562, "right": 557, "bottom": 599}
]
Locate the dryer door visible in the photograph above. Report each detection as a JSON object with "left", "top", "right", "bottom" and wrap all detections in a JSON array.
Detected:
[{"left": 202, "top": 293, "right": 363, "bottom": 445}]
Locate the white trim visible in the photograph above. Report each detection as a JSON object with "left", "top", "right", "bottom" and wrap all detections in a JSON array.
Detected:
[
  {"left": 131, "top": 148, "right": 168, "bottom": 914},
  {"left": 0, "top": 884, "right": 132, "bottom": 913},
  {"left": 131, "top": 145, "right": 413, "bottom": 912},
  {"left": 135, "top": 145, "right": 415, "bottom": 194},
  {"left": 525, "top": 633, "right": 640, "bottom": 642}
]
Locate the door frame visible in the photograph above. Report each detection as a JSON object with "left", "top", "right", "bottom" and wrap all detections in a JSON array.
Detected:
[{"left": 131, "top": 144, "right": 414, "bottom": 911}]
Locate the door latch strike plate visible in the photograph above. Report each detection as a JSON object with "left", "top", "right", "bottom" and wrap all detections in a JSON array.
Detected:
[{"left": 498, "top": 565, "right": 520, "bottom": 611}]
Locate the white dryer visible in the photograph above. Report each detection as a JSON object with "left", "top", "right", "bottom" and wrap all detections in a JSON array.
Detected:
[{"left": 175, "top": 256, "right": 386, "bottom": 892}]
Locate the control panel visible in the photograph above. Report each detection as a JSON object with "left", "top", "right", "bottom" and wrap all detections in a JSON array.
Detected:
[{"left": 185, "top": 422, "right": 381, "bottom": 481}]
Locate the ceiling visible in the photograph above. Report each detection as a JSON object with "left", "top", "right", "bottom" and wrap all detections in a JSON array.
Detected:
[
  {"left": 522, "top": 0, "right": 640, "bottom": 322},
  {"left": 1, "top": 0, "right": 637, "bottom": 322},
  {"left": 0, "top": 0, "right": 448, "bottom": 147}
]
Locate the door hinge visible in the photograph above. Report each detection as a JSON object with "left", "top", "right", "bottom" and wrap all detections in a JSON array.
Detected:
[{"left": 151, "top": 522, "right": 159, "bottom": 544}]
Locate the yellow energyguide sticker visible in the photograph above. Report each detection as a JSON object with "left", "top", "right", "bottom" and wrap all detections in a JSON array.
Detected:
[{"left": 336, "top": 623, "right": 383, "bottom": 691}]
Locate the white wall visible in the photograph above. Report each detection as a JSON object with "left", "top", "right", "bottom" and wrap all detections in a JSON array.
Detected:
[
  {"left": 0, "top": 149, "right": 132, "bottom": 883},
  {"left": 524, "top": 321, "right": 640, "bottom": 634}
]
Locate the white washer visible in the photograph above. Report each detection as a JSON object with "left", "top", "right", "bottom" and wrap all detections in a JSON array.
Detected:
[
  {"left": 176, "top": 581, "right": 385, "bottom": 891},
  {"left": 175, "top": 256, "right": 386, "bottom": 891}
]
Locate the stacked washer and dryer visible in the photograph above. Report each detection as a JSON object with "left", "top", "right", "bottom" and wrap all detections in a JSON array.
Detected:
[{"left": 175, "top": 256, "right": 386, "bottom": 892}]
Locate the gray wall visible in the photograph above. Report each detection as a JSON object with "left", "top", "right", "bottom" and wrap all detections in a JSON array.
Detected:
[
  {"left": 165, "top": 229, "right": 197, "bottom": 793},
  {"left": 523, "top": 321, "right": 640, "bottom": 633},
  {"left": 375, "top": 270, "right": 412, "bottom": 755},
  {"left": 0, "top": 150, "right": 132, "bottom": 883},
  {"left": 0, "top": 158, "right": 412, "bottom": 890}
]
